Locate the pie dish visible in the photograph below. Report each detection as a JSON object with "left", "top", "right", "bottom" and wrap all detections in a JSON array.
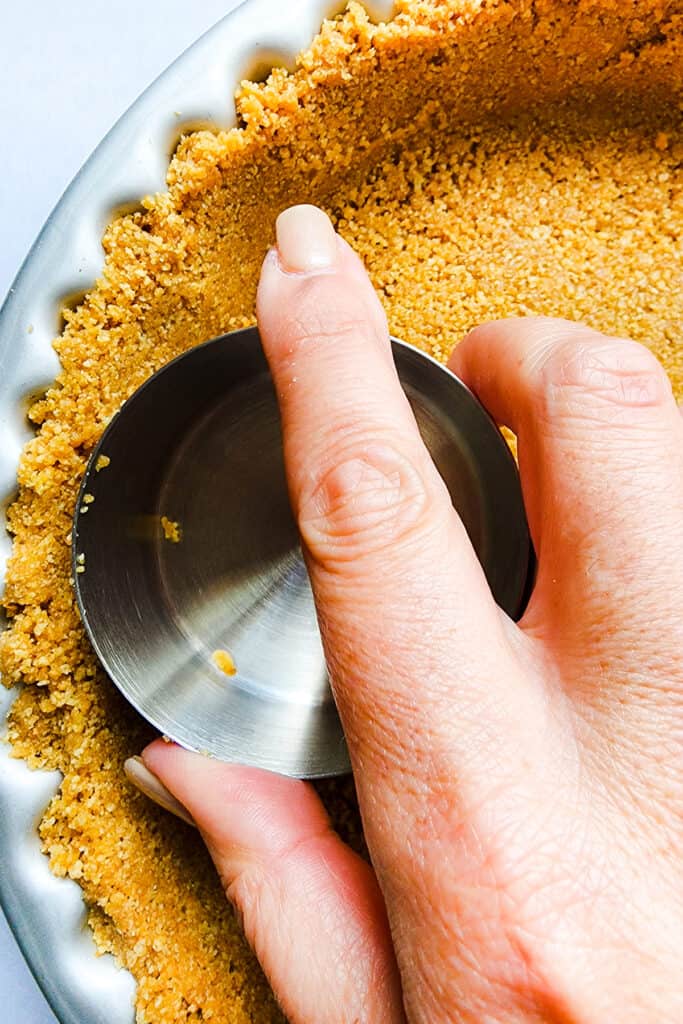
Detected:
[{"left": 0, "top": 1, "right": 681, "bottom": 1021}]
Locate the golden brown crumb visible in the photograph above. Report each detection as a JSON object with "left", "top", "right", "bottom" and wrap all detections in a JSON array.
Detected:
[
  {"left": 212, "top": 649, "right": 237, "bottom": 676},
  {"left": 1, "top": 3, "right": 682, "bottom": 1022},
  {"left": 95, "top": 454, "right": 110, "bottom": 472},
  {"left": 160, "top": 515, "right": 182, "bottom": 543},
  {"left": 83, "top": 493, "right": 95, "bottom": 504}
]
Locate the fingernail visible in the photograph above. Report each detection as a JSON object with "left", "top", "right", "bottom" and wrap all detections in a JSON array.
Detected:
[
  {"left": 275, "top": 204, "right": 338, "bottom": 273},
  {"left": 124, "top": 755, "right": 195, "bottom": 827}
]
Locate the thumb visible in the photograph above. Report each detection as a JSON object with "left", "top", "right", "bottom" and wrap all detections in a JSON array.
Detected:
[{"left": 130, "top": 741, "right": 405, "bottom": 1024}]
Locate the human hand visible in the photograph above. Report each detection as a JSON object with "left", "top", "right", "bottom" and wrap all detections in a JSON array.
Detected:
[{"left": 128, "top": 205, "right": 683, "bottom": 1023}]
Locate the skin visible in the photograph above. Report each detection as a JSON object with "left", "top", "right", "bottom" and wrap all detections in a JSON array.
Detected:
[{"left": 142, "top": 207, "right": 683, "bottom": 1023}]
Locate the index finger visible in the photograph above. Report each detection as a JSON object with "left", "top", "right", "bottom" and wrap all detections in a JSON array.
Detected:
[{"left": 256, "top": 206, "right": 514, "bottom": 798}]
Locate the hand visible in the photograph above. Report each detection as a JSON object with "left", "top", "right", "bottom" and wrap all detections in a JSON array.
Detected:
[{"left": 128, "top": 205, "right": 683, "bottom": 1023}]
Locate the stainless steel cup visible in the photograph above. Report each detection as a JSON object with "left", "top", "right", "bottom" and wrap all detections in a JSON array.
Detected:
[{"left": 73, "top": 327, "right": 532, "bottom": 777}]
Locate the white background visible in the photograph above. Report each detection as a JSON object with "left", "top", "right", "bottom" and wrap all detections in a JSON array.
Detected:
[{"left": 1, "top": 2, "right": 242, "bottom": 1019}]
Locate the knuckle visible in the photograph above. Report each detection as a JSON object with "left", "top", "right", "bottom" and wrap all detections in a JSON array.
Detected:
[
  {"left": 541, "top": 334, "right": 671, "bottom": 412},
  {"left": 276, "top": 285, "right": 382, "bottom": 358},
  {"left": 297, "top": 439, "right": 433, "bottom": 568},
  {"left": 288, "top": 310, "right": 368, "bottom": 346}
]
